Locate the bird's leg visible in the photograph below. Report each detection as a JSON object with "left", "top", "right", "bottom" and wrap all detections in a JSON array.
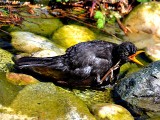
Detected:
[
  {"left": 99, "top": 60, "right": 121, "bottom": 84},
  {"left": 96, "top": 74, "right": 102, "bottom": 84},
  {"left": 109, "top": 61, "right": 120, "bottom": 82}
]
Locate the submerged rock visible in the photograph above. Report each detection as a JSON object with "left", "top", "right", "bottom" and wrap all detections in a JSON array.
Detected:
[
  {"left": 114, "top": 61, "right": 160, "bottom": 118},
  {"left": 11, "top": 31, "right": 63, "bottom": 54},
  {"left": 7, "top": 7, "right": 63, "bottom": 37},
  {"left": 123, "top": 2, "right": 160, "bottom": 50},
  {"left": 90, "top": 103, "right": 134, "bottom": 120},
  {"left": 52, "top": 25, "right": 96, "bottom": 48},
  {"left": 10, "top": 82, "right": 96, "bottom": 120},
  {"left": 6, "top": 72, "right": 39, "bottom": 86}
]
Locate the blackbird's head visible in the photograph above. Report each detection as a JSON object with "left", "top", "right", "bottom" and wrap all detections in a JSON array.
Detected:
[{"left": 116, "top": 42, "right": 144, "bottom": 65}]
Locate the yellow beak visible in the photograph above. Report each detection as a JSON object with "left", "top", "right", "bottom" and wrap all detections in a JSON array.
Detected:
[{"left": 128, "top": 51, "right": 144, "bottom": 66}]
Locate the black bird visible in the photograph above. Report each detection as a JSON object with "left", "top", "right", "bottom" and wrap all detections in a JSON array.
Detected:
[{"left": 14, "top": 40, "right": 143, "bottom": 87}]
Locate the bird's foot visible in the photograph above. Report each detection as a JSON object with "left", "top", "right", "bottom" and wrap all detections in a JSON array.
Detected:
[
  {"left": 99, "top": 60, "right": 121, "bottom": 84},
  {"left": 96, "top": 74, "right": 102, "bottom": 84}
]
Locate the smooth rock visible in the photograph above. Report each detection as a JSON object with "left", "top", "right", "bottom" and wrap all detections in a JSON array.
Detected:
[
  {"left": 145, "top": 43, "right": 160, "bottom": 61},
  {"left": 123, "top": 2, "right": 160, "bottom": 49},
  {"left": 11, "top": 31, "right": 62, "bottom": 54},
  {"left": 90, "top": 103, "right": 134, "bottom": 120},
  {"left": 31, "top": 49, "right": 65, "bottom": 57},
  {"left": 0, "top": 112, "right": 36, "bottom": 120},
  {"left": 52, "top": 24, "right": 96, "bottom": 48},
  {"left": 114, "top": 61, "right": 160, "bottom": 118}
]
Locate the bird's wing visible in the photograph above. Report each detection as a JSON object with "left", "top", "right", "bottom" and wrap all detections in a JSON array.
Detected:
[{"left": 67, "top": 46, "right": 113, "bottom": 79}]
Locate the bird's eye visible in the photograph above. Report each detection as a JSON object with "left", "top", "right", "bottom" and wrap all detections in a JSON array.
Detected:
[{"left": 125, "top": 52, "right": 129, "bottom": 56}]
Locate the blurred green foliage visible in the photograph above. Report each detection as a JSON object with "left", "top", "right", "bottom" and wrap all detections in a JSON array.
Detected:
[
  {"left": 94, "top": 11, "right": 105, "bottom": 29},
  {"left": 137, "top": 0, "right": 151, "bottom": 2}
]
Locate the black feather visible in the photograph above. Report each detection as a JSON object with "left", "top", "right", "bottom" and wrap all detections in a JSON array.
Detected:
[{"left": 14, "top": 40, "right": 138, "bottom": 87}]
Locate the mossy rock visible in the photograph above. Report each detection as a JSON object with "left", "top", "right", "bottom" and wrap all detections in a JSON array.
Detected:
[
  {"left": 52, "top": 25, "right": 96, "bottom": 48},
  {"left": 0, "top": 49, "right": 14, "bottom": 72},
  {"left": 72, "top": 88, "right": 114, "bottom": 107},
  {"left": 0, "top": 72, "right": 23, "bottom": 106},
  {"left": 7, "top": 17, "right": 63, "bottom": 37},
  {"left": 10, "top": 82, "right": 96, "bottom": 119}
]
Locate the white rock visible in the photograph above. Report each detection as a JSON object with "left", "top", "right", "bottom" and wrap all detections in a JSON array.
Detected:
[
  {"left": 11, "top": 31, "right": 62, "bottom": 54},
  {"left": 146, "top": 43, "right": 160, "bottom": 61},
  {"left": 90, "top": 103, "right": 134, "bottom": 120},
  {"left": 31, "top": 50, "right": 61, "bottom": 57}
]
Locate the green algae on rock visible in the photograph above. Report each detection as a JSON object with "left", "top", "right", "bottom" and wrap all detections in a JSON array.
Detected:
[
  {"left": 90, "top": 103, "right": 134, "bottom": 120},
  {"left": 7, "top": 10, "right": 63, "bottom": 37},
  {"left": 52, "top": 25, "right": 96, "bottom": 48},
  {"left": 0, "top": 49, "right": 14, "bottom": 72},
  {"left": 10, "top": 82, "right": 96, "bottom": 120},
  {"left": 72, "top": 88, "right": 114, "bottom": 107},
  {"left": 11, "top": 31, "right": 63, "bottom": 54},
  {"left": 0, "top": 72, "right": 23, "bottom": 106}
]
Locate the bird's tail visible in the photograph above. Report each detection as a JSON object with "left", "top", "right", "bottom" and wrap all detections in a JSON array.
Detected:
[{"left": 13, "top": 55, "right": 69, "bottom": 71}]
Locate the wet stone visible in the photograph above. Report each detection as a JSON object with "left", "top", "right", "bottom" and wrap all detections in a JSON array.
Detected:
[{"left": 114, "top": 61, "right": 160, "bottom": 118}]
